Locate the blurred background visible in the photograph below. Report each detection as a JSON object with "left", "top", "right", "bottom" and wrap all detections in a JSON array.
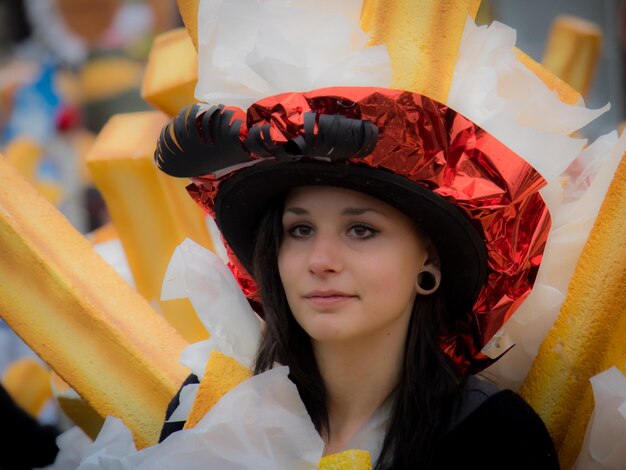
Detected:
[
  {"left": 0, "top": 0, "right": 182, "bottom": 231},
  {"left": 0, "top": 0, "right": 183, "bottom": 434},
  {"left": 0, "top": 0, "right": 624, "bottom": 450}
]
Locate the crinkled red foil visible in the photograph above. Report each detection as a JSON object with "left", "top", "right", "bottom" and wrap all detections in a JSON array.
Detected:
[{"left": 188, "top": 87, "right": 551, "bottom": 374}]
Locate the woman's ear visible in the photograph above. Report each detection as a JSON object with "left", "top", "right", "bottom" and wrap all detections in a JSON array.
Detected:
[{"left": 415, "top": 243, "right": 441, "bottom": 296}]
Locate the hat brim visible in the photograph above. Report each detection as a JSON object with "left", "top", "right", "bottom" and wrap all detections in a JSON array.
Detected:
[{"left": 215, "top": 160, "right": 487, "bottom": 312}]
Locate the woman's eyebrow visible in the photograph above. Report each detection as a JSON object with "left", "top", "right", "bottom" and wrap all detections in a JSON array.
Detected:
[
  {"left": 283, "top": 207, "right": 308, "bottom": 215},
  {"left": 341, "top": 207, "right": 386, "bottom": 217},
  {"left": 283, "top": 206, "right": 387, "bottom": 216}
]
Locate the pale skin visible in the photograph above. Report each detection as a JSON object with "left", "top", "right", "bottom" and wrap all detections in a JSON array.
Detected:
[{"left": 278, "top": 186, "right": 441, "bottom": 455}]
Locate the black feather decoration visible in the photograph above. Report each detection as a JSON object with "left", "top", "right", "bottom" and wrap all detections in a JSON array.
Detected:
[
  {"left": 291, "top": 113, "right": 378, "bottom": 161},
  {"left": 304, "top": 113, "right": 378, "bottom": 160},
  {"left": 243, "top": 123, "right": 293, "bottom": 162},
  {"left": 155, "top": 104, "right": 251, "bottom": 177},
  {"left": 245, "top": 112, "right": 378, "bottom": 162}
]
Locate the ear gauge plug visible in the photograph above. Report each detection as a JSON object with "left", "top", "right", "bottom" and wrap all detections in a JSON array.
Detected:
[{"left": 416, "top": 268, "right": 441, "bottom": 295}]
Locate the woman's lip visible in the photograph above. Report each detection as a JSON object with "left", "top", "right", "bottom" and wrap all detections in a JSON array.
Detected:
[
  {"left": 304, "top": 290, "right": 355, "bottom": 298},
  {"left": 303, "top": 294, "right": 357, "bottom": 307}
]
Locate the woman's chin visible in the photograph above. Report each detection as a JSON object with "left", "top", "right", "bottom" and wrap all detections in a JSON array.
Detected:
[{"left": 299, "top": 316, "right": 355, "bottom": 344}]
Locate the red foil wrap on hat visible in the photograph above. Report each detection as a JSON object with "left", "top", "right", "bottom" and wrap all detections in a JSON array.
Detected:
[{"left": 178, "top": 87, "right": 551, "bottom": 374}]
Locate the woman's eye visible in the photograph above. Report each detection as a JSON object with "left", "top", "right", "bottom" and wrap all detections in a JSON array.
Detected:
[
  {"left": 287, "top": 224, "right": 313, "bottom": 238},
  {"left": 348, "top": 224, "right": 378, "bottom": 239}
]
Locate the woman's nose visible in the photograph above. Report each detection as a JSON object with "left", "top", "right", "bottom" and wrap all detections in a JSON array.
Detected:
[{"left": 308, "top": 233, "right": 342, "bottom": 276}]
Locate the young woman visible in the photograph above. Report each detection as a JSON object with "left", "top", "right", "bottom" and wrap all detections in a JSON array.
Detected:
[{"left": 156, "top": 87, "right": 559, "bottom": 468}]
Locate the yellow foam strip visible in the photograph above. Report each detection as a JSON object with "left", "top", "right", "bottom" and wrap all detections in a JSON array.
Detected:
[
  {"left": 318, "top": 449, "right": 372, "bottom": 469},
  {"left": 1, "top": 358, "right": 52, "bottom": 417},
  {"left": 468, "top": 0, "right": 482, "bottom": 20},
  {"left": 359, "top": 0, "right": 379, "bottom": 37},
  {"left": 360, "top": 0, "right": 476, "bottom": 102},
  {"left": 80, "top": 57, "right": 144, "bottom": 103},
  {"left": 177, "top": 0, "right": 199, "bottom": 49},
  {"left": 0, "top": 158, "right": 189, "bottom": 448},
  {"left": 87, "top": 112, "right": 213, "bottom": 344},
  {"left": 542, "top": 15, "right": 602, "bottom": 98},
  {"left": 184, "top": 350, "right": 252, "bottom": 429},
  {"left": 3, "top": 137, "right": 42, "bottom": 181},
  {"left": 519, "top": 151, "right": 626, "bottom": 468},
  {"left": 141, "top": 28, "right": 198, "bottom": 117},
  {"left": 2, "top": 138, "right": 63, "bottom": 205}
]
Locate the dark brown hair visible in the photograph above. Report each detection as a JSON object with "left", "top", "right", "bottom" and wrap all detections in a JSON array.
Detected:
[{"left": 252, "top": 195, "right": 467, "bottom": 469}]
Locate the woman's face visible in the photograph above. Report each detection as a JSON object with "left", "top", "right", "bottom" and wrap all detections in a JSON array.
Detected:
[{"left": 278, "top": 186, "right": 433, "bottom": 345}]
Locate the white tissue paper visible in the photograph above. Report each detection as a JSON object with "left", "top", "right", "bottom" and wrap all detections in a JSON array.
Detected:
[
  {"left": 195, "top": 0, "right": 391, "bottom": 108},
  {"left": 575, "top": 367, "right": 626, "bottom": 470},
  {"left": 162, "top": 238, "right": 262, "bottom": 377},
  {"left": 160, "top": 238, "right": 263, "bottom": 422},
  {"left": 49, "top": 367, "right": 324, "bottom": 470},
  {"left": 448, "top": 20, "right": 609, "bottom": 184},
  {"left": 42, "top": 427, "right": 93, "bottom": 470}
]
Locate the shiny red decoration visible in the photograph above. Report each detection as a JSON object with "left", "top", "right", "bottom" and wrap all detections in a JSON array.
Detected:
[
  {"left": 55, "top": 104, "right": 81, "bottom": 132},
  {"left": 187, "top": 87, "right": 551, "bottom": 374}
]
